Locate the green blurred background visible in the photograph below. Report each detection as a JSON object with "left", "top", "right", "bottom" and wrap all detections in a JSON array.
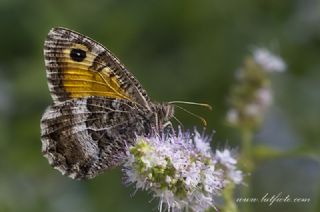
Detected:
[{"left": 0, "top": 0, "right": 319, "bottom": 211}]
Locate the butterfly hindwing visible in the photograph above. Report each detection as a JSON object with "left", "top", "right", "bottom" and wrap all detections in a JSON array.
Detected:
[
  {"left": 44, "top": 27, "right": 151, "bottom": 108},
  {"left": 41, "top": 96, "right": 154, "bottom": 179}
]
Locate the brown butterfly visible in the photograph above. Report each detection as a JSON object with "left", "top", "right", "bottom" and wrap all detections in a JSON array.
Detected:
[{"left": 41, "top": 27, "right": 174, "bottom": 179}]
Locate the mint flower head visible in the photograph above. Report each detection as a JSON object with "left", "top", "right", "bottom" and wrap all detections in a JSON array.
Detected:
[
  {"left": 226, "top": 47, "right": 286, "bottom": 130},
  {"left": 122, "top": 129, "right": 243, "bottom": 212}
]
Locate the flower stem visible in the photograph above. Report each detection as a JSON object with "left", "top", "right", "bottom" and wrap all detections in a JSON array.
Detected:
[
  {"left": 240, "top": 128, "right": 254, "bottom": 212},
  {"left": 222, "top": 182, "right": 238, "bottom": 212},
  {"left": 242, "top": 129, "right": 253, "bottom": 167}
]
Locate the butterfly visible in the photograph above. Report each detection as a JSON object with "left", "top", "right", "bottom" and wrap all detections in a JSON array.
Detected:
[{"left": 41, "top": 27, "right": 175, "bottom": 180}]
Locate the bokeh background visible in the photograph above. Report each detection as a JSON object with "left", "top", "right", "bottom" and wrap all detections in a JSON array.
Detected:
[{"left": 0, "top": 0, "right": 319, "bottom": 211}]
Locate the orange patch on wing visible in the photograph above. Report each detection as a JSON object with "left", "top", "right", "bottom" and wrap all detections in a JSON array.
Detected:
[{"left": 61, "top": 47, "right": 130, "bottom": 100}]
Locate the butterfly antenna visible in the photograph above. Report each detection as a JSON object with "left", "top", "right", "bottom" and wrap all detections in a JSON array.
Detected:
[
  {"left": 173, "top": 104, "right": 208, "bottom": 126},
  {"left": 168, "top": 101, "right": 212, "bottom": 111},
  {"left": 172, "top": 115, "right": 184, "bottom": 127}
]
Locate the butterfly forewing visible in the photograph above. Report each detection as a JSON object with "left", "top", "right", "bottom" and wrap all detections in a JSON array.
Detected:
[{"left": 44, "top": 27, "right": 151, "bottom": 108}]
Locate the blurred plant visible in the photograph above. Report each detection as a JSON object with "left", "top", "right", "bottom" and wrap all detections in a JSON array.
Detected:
[
  {"left": 226, "top": 47, "right": 286, "bottom": 130},
  {"left": 122, "top": 128, "right": 243, "bottom": 212},
  {"left": 225, "top": 47, "right": 286, "bottom": 212}
]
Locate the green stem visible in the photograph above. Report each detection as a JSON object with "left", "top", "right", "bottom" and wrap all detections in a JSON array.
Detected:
[
  {"left": 242, "top": 129, "right": 253, "bottom": 164},
  {"left": 240, "top": 128, "right": 254, "bottom": 212},
  {"left": 222, "top": 128, "right": 254, "bottom": 212},
  {"left": 222, "top": 182, "right": 238, "bottom": 212}
]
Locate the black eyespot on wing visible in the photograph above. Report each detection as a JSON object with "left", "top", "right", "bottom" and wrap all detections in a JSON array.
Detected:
[{"left": 70, "top": 48, "right": 86, "bottom": 62}]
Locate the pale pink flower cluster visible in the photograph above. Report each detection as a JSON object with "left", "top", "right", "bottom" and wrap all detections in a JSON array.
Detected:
[
  {"left": 123, "top": 129, "right": 243, "bottom": 212},
  {"left": 226, "top": 47, "right": 286, "bottom": 127},
  {"left": 253, "top": 48, "right": 286, "bottom": 72}
]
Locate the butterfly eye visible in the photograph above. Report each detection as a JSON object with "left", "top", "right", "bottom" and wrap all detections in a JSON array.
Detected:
[{"left": 70, "top": 48, "right": 86, "bottom": 62}]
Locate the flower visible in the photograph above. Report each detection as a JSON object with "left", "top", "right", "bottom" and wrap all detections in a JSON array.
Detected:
[
  {"left": 122, "top": 129, "right": 243, "bottom": 212},
  {"left": 253, "top": 48, "right": 286, "bottom": 72},
  {"left": 255, "top": 87, "right": 273, "bottom": 107},
  {"left": 215, "top": 149, "right": 243, "bottom": 184},
  {"left": 226, "top": 109, "right": 239, "bottom": 125},
  {"left": 226, "top": 47, "right": 286, "bottom": 129}
]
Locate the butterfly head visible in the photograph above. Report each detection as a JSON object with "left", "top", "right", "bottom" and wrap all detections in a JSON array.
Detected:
[{"left": 152, "top": 102, "right": 175, "bottom": 127}]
